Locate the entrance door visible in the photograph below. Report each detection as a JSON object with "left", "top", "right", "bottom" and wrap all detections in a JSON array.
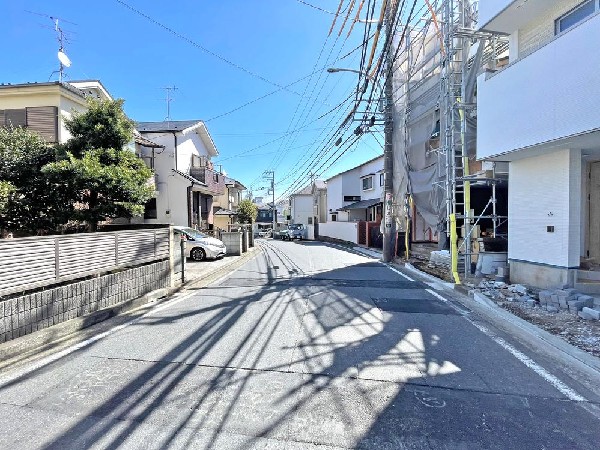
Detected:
[{"left": 589, "top": 162, "right": 600, "bottom": 260}]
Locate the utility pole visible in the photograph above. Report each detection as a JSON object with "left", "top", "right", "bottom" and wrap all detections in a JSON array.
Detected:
[
  {"left": 263, "top": 171, "right": 276, "bottom": 234},
  {"left": 382, "top": 0, "right": 395, "bottom": 263}
]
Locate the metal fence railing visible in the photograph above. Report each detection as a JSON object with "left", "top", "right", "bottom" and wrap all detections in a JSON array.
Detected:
[{"left": 0, "top": 228, "right": 171, "bottom": 297}]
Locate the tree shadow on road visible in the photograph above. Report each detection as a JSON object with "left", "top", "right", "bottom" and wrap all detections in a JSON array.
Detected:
[{"left": 3, "top": 241, "right": 595, "bottom": 449}]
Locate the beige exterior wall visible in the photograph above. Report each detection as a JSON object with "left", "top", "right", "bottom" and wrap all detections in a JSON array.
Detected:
[
  {"left": 0, "top": 84, "right": 87, "bottom": 143},
  {"left": 213, "top": 215, "right": 231, "bottom": 231},
  {"left": 518, "top": 0, "right": 587, "bottom": 58}
]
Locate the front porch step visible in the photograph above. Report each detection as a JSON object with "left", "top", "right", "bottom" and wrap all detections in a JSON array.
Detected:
[{"left": 574, "top": 280, "right": 600, "bottom": 295}]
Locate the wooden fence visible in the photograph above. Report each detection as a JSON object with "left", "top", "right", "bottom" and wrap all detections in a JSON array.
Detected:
[{"left": 0, "top": 228, "right": 171, "bottom": 297}]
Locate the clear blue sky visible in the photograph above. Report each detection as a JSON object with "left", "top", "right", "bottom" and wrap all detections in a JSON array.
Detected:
[{"left": 2, "top": 0, "right": 385, "bottom": 199}]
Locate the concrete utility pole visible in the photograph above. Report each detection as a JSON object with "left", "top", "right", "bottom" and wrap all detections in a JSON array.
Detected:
[
  {"left": 263, "top": 171, "right": 276, "bottom": 233},
  {"left": 382, "top": 1, "right": 395, "bottom": 263}
]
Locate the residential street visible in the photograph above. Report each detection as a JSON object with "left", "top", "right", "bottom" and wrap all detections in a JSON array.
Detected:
[{"left": 1, "top": 240, "right": 599, "bottom": 449}]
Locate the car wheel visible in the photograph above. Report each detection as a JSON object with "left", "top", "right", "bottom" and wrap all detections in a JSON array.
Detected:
[{"left": 190, "top": 247, "right": 206, "bottom": 261}]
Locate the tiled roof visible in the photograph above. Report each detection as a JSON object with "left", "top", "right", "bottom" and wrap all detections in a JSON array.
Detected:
[{"left": 136, "top": 120, "right": 203, "bottom": 132}]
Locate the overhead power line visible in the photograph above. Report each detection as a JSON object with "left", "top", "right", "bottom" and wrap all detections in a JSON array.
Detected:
[
  {"left": 295, "top": 0, "right": 335, "bottom": 14},
  {"left": 114, "top": 0, "right": 304, "bottom": 97}
]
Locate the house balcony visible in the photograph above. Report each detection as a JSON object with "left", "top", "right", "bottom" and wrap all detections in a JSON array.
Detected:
[
  {"left": 189, "top": 166, "right": 226, "bottom": 195},
  {"left": 477, "top": 12, "right": 600, "bottom": 160},
  {"left": 478, "top": 0, "right": 564, "bottom": 34}
]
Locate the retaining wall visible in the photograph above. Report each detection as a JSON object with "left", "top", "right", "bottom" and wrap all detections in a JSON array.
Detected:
[{"left": 0, "top": 260, "right": 171, "bottom": 343}]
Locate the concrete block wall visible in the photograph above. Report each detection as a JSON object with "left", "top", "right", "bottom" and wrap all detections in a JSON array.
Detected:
[
  {"left": 221, "top": 232, "right": 242, "bottom": 256},
  {"left": 0, "top": 260, "right": 170, "bottom": 343}
]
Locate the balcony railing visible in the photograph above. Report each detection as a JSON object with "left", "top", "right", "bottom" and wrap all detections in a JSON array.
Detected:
[{"left": 189, "top": 166, "right": 226, "bottom": 195}]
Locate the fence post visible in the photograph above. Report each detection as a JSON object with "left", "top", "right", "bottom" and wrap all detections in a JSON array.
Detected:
[
  {"left": 180, "top": 234, "right": 186, "bottom": 284},
  {"left": 115, "top": 232, "right": 119, "bottom": 266},
  {"left": 169, "top": 226, "right": 176, "bottom": 288},
  {"left": 54, "top": 237, "right": 61, "bottom": 280}
]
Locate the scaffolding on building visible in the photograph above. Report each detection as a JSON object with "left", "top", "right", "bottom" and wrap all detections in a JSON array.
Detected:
[{"left": 391, "top": 0, "right": 509, "bottom": 281}]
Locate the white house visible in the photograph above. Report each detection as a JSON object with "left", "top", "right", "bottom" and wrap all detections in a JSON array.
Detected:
[
  {"left": 318, "top": 156, "right": 384, "bottom": 244},
  {"left": 477, "top": 0, "right": 600, "bottom": 289},
  {"left": 136, "top": 120, "right": 225, "bottom": 229},
  {"left": 312, "top": 179, "right": 327, "bottom": 224},
  {"left": 326, "top": 156, "right": 384, "bottom": 223},
  {"left": 289, "top": 185, "right": 313, "bottom": 226}
]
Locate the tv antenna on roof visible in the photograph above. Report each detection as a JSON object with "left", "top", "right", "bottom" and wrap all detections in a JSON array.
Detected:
[
  {"left": 52, "top": 18, "right": 73, "bottom": 82},
  {"left": 161, "top": 85, "right": 178, "bottom": 121},
  {"left": 25, "top": 11, "right": 77, "bottom": 82}
]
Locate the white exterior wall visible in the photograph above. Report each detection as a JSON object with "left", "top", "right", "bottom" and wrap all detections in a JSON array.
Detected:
[
  {"left": 291, "top": 195, "right": 313, "bottom": 226},
  {"left": 175, "top": 131, "right": 212, "bottom": 173},
  {"left": 148, "top": 171, "right": 190, "bottom": 226},
  {"left": 358, "top": 158, "right": 384, "bottom": 200},
  {"left": 141, "top": 130, "right": 213, "bottom": 226},
  {"left": 341, "top": 167, "right": 361, "bottom": 201},
  {"left": 477, "top": 11, "right": 600, "bottom": 159},
  {"left": 478, "top": 0, "right": 515, "bottom": 28},
  {"left": 518, "top": 0, "right": 583, "bottom": 58},
  {"left": 509, "top": 149, "right": 581, "bottom": 268},
  {"left": 326, "top": 176, "right": 344, "bottom": 213},
  {"left": 319, "top": 222, "right": 358, "bottom": 244},
  {"left": 59, "top": 96, "right": 88, "bottom": 142},
  {"left": 142, "top": 131, "right": 212, "bottom": 174}
]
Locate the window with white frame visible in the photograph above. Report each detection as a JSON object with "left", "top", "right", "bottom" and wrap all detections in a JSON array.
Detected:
[
  {"left": 362, "top": 176, "right": 373, "bottom": 191},
  {"left": 380, "top": 173, "right": 384, "bottom": 186},
  {"left": 555, "top": 0, "right": 599, "bottom": 34}
]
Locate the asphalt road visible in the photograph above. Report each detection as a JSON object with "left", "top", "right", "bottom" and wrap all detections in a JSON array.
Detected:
[{"left": 1, "top": 239, "right": 599, "bottom": 449}]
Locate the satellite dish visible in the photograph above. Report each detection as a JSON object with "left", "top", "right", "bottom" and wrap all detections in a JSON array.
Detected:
[{"left": 58, "top": 50, "right": 72, "bottom": 68}]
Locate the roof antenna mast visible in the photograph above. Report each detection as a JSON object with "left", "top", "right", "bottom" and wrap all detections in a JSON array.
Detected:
[
  {"left": 26, "top": 11, "right": 77, "bottom": 82},
  {"left": 162, "top": 85, "right": 178, "bottom": 121}
]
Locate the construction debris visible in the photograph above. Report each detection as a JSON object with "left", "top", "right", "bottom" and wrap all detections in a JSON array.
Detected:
[{"left": 474, "top": 281, "right": 600, "bottom": 358}]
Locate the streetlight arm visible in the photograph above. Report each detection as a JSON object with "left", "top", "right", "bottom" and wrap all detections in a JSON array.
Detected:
[{"left": 327, "top": 67, "right": 374, "bottom": 81}]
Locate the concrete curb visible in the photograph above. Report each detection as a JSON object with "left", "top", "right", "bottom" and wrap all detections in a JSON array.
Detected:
[
  {"left": 401, "top": 262, "right": 600, "bottom": 377},
  {"left": 0, "top": 246, "right": 262, "bottom": 371},
  {"left": 404, "top": 262, "right": 455, "bottom": 288}
]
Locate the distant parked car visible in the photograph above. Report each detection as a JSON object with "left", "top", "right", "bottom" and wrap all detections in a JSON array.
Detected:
[
  {"left": 173, "top": 226, "right": 227, "bottom": 261},
  {"left": 280, "top": 224, "right": 305, "bottom": 241}
]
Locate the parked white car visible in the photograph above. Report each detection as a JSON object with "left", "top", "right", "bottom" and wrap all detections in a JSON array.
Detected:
[{"left": 173, "top": 226, "right": 226, "bottom": 261}]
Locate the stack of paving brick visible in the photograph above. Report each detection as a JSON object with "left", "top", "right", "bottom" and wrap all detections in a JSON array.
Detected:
[{"left": 538, "top": 289, "right": 600, "bottom": 320}]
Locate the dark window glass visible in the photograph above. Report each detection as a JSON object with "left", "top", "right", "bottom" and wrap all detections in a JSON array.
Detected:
[{"left": 556, "top": 0, "right": 595, "bottom": 34}]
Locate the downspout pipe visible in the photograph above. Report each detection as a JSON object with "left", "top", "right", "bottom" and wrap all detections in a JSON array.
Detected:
[{"left": 172, "top": 132, "right": 178, "bottom": 171}]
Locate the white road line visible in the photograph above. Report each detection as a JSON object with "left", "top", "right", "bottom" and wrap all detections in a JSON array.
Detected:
[
  {"left": 425, "top": 288, "right": 450, "bottom": 303},
  {"left": 469, "top": 320, "right": 587, "bottom": 402},
  {"left": 426, "top": 291, "right": 587, "bottom": 402},
  {"left": 0, "top": 261, "right": 249, "bottom": 387},
  {"left": 382, "top": 263, "right": 415, "bottom": 281}
]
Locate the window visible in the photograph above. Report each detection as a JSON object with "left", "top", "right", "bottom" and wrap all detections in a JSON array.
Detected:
[
  {"left": 307, "top": 217, "right": 313, "bottom": 225},
  {"left": 362, "top": 176, "right": 373, "bottom": 190},
  {"left": 0, "top": 107, "right": 58, "bottom": 142},
  {"left": 331, "top": 213, "right": 337, "bottom": 222},
  {"left": 344, "top": 195, "right": 361, "bottom": 202},
  {"left": 143, "top": 198, "right": 158, "bottom": 219},
  {"left": 555, "top": 0, "right": 598, "bottom": 34},
  {"left": 380, "top": 173, "right": 384, "bottom": 186}
]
